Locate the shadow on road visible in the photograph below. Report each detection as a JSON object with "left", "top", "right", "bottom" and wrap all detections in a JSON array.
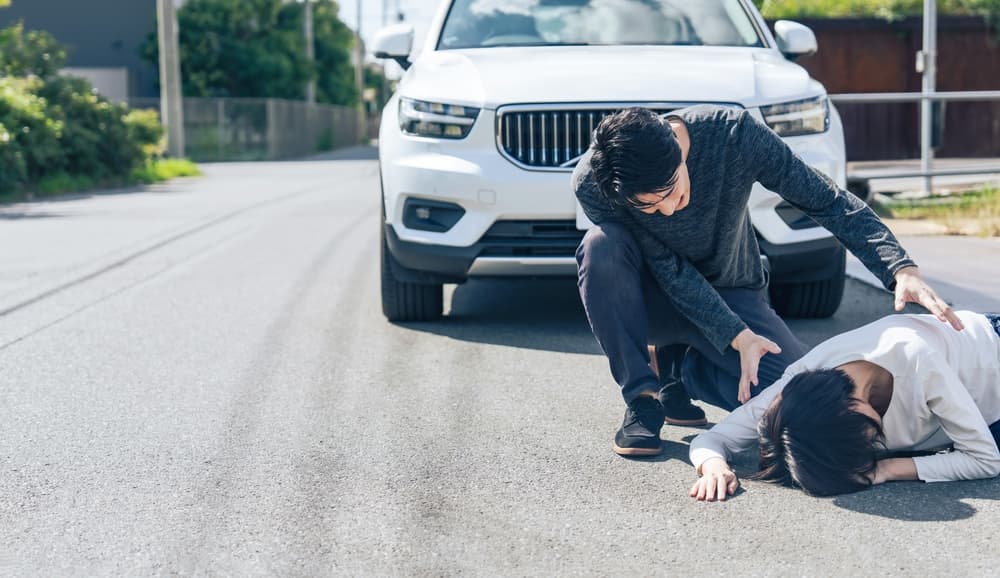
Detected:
[
  {"left": 302, "top": 145, "right": 379, "bottom": 162},
  {"left": 832, "top": 478, "right": 1000, "bottom": 521},
  {"left": 404, "top": 277, "right": 913, "bottom": 356},
  {"left": 0, "top": 211, "right": 69, "bottom": 220},
  {"left": 399, "top": 278, "right": 602, "bottom": 355},
  {"left": 617, "top": 439, "right": 692, "bottom": 464}
]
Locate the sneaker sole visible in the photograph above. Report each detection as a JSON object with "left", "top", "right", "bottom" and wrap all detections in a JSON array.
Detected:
[
  {"left": 612, "top": 442, "right": 662, "bottom": 456},
  {"left": 664, "top": 416, "right": 709, "bottom": 426}
]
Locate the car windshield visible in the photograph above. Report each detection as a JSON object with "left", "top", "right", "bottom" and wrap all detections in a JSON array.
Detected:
[{"left": 438, "top": 0, "right": 764, "bottom": 50}]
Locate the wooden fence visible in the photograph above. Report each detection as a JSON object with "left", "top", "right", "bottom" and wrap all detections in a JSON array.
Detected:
[{"left": 779, "top": 17, "right": 1000, "bottom": 160}]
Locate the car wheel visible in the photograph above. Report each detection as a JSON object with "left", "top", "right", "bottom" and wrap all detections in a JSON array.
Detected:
[
  {"left": 768, "top": 254, "right": 846, "bottom": 319},
  {"left": 381, "top": 225, "right": 443, "bottom": 322}
]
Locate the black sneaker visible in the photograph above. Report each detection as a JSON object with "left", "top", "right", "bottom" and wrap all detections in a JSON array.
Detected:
[
  {"left": 612, "top": 396, "right": 665, "bottom": 456},
  {"left": 651, "top": 345, "right": 708, "bottom": 426},
  {"left": 659, "top": 381, "right": 708, "bottom": 426}
]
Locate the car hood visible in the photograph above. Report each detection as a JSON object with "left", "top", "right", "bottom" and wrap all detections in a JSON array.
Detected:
[{"left": 398, "top": 46, "right": 820, "bottom": 109}]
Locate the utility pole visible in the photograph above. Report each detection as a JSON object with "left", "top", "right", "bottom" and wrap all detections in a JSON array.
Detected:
[
  {"left": 157, "top": 0, "right": 185, "bottom": 158},
  {"left": 381, "top": 0, "right": 389, "bottom": 108},
  {"left": 355, "top": 0, "right": 365, "bottom": 143},
  {"left": 918, "top": 0, "right": 937, "bottom": 195},
  {"left": 304, "top": 0, "right": 315, "bottom": 104}
]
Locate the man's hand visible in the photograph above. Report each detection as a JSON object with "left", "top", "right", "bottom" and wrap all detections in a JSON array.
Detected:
[
  {"left": 893, "top": 266, "right": 964, "bottom": 331},
  {"left": 690, "top": 458, "right": 739, "bottom": 501},
  {"left": 730, "top": 328, "right": 781, "bottom": 404}
]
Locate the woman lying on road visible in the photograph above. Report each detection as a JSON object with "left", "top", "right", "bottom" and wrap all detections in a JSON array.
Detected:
[{"left": 687, "top": 310, "right": 1000, "bottom": 499}]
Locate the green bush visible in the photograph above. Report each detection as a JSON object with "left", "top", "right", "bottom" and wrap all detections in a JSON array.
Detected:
[
  {"left": 758, "top": 0, "right": 1000, "bottom": 21},
  {"left": 0, "top": 23, "right": 168, "bottom": 198},
  {"left": 0, "top": 77, "right": 64, "bottom": 191},
  {"left": 0, "top": 22, "right": 66, "bottom": 79}
]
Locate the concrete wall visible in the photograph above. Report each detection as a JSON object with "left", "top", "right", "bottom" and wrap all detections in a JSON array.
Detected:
[{"left": 0, "top": 0, "right": 158, "bottom": 98}]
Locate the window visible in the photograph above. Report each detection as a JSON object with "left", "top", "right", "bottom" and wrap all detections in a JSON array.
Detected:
[{"left": 439, "top": 0, "right": 764, "bottom": 50}]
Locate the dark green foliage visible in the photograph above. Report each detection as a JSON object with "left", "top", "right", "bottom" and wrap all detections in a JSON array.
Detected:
[
  {"left": 0, "top": 31, "right": 165, "bottom": 196},
  {"left": 310, "top": 1, "right": 359, "bottom": 106},
  {"left": 0, "top": 23, "right": 66, "bottom": 80},
  {"left": 760, "top": 0, "right": 1000, "bottom": 22},
  {"left": 142, "top": 0, "right": 358, "bottom": 106}
]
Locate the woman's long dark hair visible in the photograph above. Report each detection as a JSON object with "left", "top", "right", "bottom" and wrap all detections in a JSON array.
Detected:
[{"left": 750, "top": 368, "right": 885, "bottom": 497}]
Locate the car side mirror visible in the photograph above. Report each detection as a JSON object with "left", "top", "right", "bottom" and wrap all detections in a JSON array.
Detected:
[
  {"left": 373, "top": 24, "right": 415, "bottom": 71},
  {"left": 774, "top": 20, "right": 817, "bottom": 61}
]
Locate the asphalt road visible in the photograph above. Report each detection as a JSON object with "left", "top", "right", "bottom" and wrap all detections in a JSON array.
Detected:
[{"left": 2, "top": 150, "right": 998, "bottom": 576}]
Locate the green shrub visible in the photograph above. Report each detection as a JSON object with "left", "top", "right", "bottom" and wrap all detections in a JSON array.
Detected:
[
  {"left": 0, "top": 77, "right": 65, "bottom": 189},
  {"left": 0, "top": 24, "right": 173, "bottom": 198},
  {"left": 0, "top": 120, "right": 27, "bottom": 192},
  {"left": 35, "top": 172, "right": 96, "bottom": 195},
  {"left": 759, "top": 0, "right": 1000, "bottom": 21},
  {"left": 124, "top": 108, "right": 165, "bottom": 158},
  {"left": 0, "top": 22, "right": 66, "bottom": 79}
]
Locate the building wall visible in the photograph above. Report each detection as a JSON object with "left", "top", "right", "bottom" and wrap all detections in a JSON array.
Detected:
[{"left": 0, "top": 0, "right": 158, "bottom": 98}]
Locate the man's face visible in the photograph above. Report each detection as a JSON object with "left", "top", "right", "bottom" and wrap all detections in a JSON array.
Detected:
[{"left": 630, "top": 162, "right": 691, "bottom": 217}]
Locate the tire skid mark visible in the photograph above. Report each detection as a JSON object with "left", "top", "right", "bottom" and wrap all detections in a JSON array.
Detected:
[
  {"left": 0, "top": 180, "right": 337, "bottom": 319},
  {"left": 166, "top": 206, "right": 376, "bottom": 571}
]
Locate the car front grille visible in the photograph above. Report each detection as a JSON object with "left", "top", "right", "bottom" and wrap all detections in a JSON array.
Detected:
[{"left": 496, "top": 107, "right": 675, "bottom": 170}]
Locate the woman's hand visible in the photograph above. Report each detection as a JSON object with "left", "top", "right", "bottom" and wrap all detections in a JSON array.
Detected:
[
  {"left": 730, "top": 328, "right": 782, "bottom": 404},
  {"left": 893, "top": 266, "right": 964, "bottom": 331},
  {"left": 869, "top": 458, "right": 918, "bottom": 485},
  {"left": 690, "top": 458, "right": 740, "bottom": 501}
]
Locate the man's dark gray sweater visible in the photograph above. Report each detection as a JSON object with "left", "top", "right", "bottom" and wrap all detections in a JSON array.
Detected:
[{"left": 572, "top": 105, "right": 915, "bottom": 353}]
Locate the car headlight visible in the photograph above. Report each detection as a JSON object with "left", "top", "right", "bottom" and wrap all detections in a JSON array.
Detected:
[
  {"left": 398, "top": 98, "right": 480, "bottom": 139},
  {"left": 761, "top": 95, "right": 829, "bottom": 137}
]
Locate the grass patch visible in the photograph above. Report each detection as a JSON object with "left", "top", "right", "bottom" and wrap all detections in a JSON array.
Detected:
[
  {"left": 876, "top": 186, "right": 1000, "bottom": 237},
  {"left": 130, "top": 158, "right": 202, "bottom": 184},
  {"left": 0, "top": 159, "right": 201, "bottom": 205}
]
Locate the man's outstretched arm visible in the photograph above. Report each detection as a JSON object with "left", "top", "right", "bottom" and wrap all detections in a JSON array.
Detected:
[{"left": 736, "top": 111, "right": 962, "bottom": 330}]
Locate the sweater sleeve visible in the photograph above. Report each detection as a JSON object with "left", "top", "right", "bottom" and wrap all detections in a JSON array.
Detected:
[
  {"left": 910, "top": 350, "right": 1000, "bottom": 482},
  {"left": 736, "top": 111, "right": 915, "bottom": 291},
  {"left": 689, "top": 377, "right": 787, "bottom": 471},
  {"left": 630, "top": 224, "right": 746, "bottom": 353}
]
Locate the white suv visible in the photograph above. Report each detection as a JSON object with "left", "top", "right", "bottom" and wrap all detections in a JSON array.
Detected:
[{"left": 375, "top": 0, "right": 848, "bottom": 322}]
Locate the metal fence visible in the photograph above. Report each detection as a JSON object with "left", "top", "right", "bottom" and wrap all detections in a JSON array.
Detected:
[
  {"left": 832, "top": 90, "right": 1000, "bottom": 190},
  {"left": 129, "top": 97, "right": 362, "bottom": 162}
]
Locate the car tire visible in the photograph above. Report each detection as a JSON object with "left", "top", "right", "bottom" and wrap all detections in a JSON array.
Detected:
[
  {"left": 768, "top": 254, "right": 846, "bottom": 319},
  {"left": 381, "top": 226, "right": 444, "bottom": 322}
]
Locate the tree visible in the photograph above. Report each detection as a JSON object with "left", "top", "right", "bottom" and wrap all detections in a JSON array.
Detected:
[
  {"left": 310, "top": 1, "right": 358, "bottom": 106},
  {"left": 142, "top": 0, "right": 358, "bottom": 106}
]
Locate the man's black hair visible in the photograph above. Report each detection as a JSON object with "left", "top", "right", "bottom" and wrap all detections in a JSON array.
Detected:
[
  {"left": 589, "top": 107, "right": 683, "bottom": 209},
  {"left": 749, "top": 368, "right": 885, "bottom": 497}
]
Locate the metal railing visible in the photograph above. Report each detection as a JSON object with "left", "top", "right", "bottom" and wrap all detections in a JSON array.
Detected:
[
  {"left": 129, "top": 97, "right": 362, "bottom": 162},
  {"left": 831, "top": 90, "right": 1000, "bottom": 187},
  {"left": 832, "top": 2, "right": 1000, "bottom": 192}
]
